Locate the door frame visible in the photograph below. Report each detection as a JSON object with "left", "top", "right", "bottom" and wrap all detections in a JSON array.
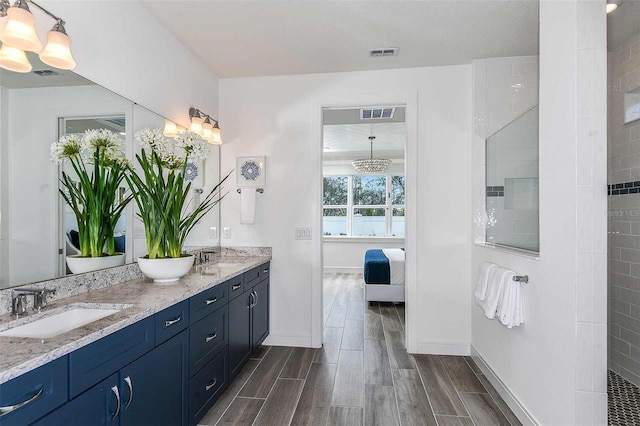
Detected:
[{"left": 311, "top": 91, "right": 418, "bottom": 352}]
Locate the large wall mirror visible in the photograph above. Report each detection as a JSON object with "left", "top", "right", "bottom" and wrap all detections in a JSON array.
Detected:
[{"left": 0, "top": 53, "right": 220, "bottom": 289}]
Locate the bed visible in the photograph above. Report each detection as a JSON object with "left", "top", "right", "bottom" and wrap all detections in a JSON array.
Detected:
[{"left": 364, "top": 248, "right": 405, "bottom": 303}]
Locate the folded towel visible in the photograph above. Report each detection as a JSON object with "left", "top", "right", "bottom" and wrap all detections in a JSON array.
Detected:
[
  {"left": 498, "top": 274, "right": 525, "bottom": 328},
  {"left": 484, "top": 268, "right": 514, "bottom": 319},
  {"left": 474, "top": 262, "right": 498, "bottom": 307},
  {"left": 240, "top": 188, "right": 256, "bottom": 224}
]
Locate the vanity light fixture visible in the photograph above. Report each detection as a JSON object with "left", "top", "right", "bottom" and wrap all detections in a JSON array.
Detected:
[
  {"left": 0, "top": 42, "right": 30, "bottom": 71},
  {"left": 607, "top": 0, "right": 621, "bottom": 13},
  {"left": 189, "top": 107, "right": 222, "bottom": 145},
  {"left": 0, "top": 0, "right": 76, "bottom": 73},
  {"left": 163, "top": 119, "right": 178, "bottom": 137}
]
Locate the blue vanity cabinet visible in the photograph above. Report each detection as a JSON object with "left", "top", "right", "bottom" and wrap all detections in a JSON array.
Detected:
[
  {"left": 252, "top": 277, "right": 269, "bottom": 351},
  {"left": 33, "top": 374, "right": 119, "bottom": 426},
  {"left": 0, "top": 356, "right": 68, "bottom": 426}
]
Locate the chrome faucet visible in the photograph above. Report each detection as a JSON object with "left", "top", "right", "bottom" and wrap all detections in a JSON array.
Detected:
[
  {"left": 11, "top": 288, "right": 56, "bottom": 316},
  {"left": 198, "top": 249, "right": 218, "bottom": 264}
]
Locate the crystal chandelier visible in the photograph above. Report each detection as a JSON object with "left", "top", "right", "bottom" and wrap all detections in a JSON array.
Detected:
[{"left": 352, "top": 135, "right": 391, "bottom": 173}]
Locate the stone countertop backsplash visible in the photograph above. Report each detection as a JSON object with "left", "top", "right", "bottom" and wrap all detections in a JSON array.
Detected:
[{"left": 0, "top": 247, "right": 271, "bottom": 385}]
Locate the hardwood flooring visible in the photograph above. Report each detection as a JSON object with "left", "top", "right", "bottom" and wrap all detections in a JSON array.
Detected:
[{"left": 198, "top": 273, "right": 521, "bottom": 426}]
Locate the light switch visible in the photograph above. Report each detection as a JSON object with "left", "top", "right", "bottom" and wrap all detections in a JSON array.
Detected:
[
  {"left": 295, "top": 228, "right": 311, "bottom": 240},
  {"left": 223, "top": 227, "right": 231, "bottom": 239},
  {"left": 209, "top": 227, "right": 217, "bottom": 239}
]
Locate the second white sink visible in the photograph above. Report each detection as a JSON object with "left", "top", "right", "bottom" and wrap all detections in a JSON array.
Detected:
[{"left": 0, "top": 306, "right": 121, "bottom": 339}]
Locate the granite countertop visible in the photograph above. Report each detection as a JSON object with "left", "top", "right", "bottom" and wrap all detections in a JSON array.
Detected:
[{"left": 0, "top": 255, "right": 271, "bottom": 385}]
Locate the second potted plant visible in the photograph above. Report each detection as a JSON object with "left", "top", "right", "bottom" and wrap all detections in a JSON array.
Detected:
[{"left": 128, "top": 128, "right": 229, "bottom": 283}]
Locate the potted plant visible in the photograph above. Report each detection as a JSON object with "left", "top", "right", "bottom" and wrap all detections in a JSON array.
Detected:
[
  {"left": 51, "top": 129, "right": 133, "bottom": 274},
  {"left": 128, "top": 128, "right": 229, "bottom": 283}
]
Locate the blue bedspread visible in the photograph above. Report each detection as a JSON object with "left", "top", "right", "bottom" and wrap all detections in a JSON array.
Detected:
[{"left": 364, "top": 249, "right": 391, "bottom": 284}]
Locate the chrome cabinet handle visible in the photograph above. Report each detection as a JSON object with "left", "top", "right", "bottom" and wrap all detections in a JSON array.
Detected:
[
  {"left": 165, "top": 315, "right": 182, "bottom": 327},
  {"left": 124, "top": 376, "right": 133, "bottom": 409},
  {"left": 205, "top": 332, "right": 217, "bottom": 343},
  {"left": 232, "top": 283, "right": 242, "bottom": 291},
  {"left": 110, "top": 385, "right": 120, "bottom": 420},
  {"left": 205, "top": 297, "right": 218, "bottom": 305},
  {"left": 0, "top": 387, "right": 43, "bottom": 417},
  {"left": 205, "top": 379, "right": 217, "bottom": 392},
  {"left": 263, "top": 269, "right": 269, "bottom": 274},
  {"left": 248, "top": 292, "right": 255, "bottom": 308},
  {"left": 253, "top": 290, "right": 259, "bottom": 307}
]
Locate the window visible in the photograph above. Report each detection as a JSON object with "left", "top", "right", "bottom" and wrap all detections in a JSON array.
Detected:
[{"left": 323, "top": 174, "right": 405, "bottom": 237}]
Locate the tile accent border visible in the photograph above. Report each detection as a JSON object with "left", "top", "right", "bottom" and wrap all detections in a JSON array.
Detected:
[
  {"left": 486, "top": 186, "right": 505, "bottom": 197},
  {"left": 608, "top": 181, "right": 640, "bottom": 196}
]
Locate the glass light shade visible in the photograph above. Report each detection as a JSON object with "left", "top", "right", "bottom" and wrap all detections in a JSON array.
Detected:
[
  {"left": 210, "top": 126, "right": 220, "bottom": 138},
  {"left": 163, "top": 120, "right": 178, "bottom": 137},
  {"left": 189, "top": 121, "right": 202, "bottom": 134},
  {"left": 202, "top": 127, "right": 213, "bottom": 140},
  {"left": 0, "top": 7, "right": 42, "bottom": 52},
  {"left": 0, "top": 43, "right": 31, "bottom": 72},
  {"left": 606, "top": 3, "right": 618, "bottom": 12},
  {"left": 202, "top": 120, "right": 213, "bottom": 132},
  {"left": 39, "top": 30, "right": 76, "bottom": 70}
]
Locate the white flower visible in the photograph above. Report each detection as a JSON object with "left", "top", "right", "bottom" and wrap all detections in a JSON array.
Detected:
[
  {"left": 50, "top": 134, "right": 85, "bottom": 163},
  {"left": 84, "top": 129, "right": 125, "bottom": 162},
  {"left": 175, "top": 130, "right": 210, "bottom": 161}
]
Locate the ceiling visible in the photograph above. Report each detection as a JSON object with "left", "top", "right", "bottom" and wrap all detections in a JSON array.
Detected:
[
  {"left": 323, "top": 122, "right": 406, "bottom": 161},
  {"left": 608, "top": 1, "right": 640, "bottom": 50},
  {"left": 141, "top": 0, "right": 539, "bottom": 78}
]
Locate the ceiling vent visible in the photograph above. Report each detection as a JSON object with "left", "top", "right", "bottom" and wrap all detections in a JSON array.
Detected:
[
  {"left": 369, "top": 48, "right": 398, "bottom": 57},
  {"left": 360, "top": 107, "right": 396, "bottom": 120},
  {"left": 33, "top": 69, "right": 59, "bottom": 77}
]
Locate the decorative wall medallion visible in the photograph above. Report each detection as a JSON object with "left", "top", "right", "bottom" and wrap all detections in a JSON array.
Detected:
[
  {"left": 185, "top": 162, "right": 198, "bottom": 182},
  {"left": 236, "top": 156, "right": 266, "bottom": 187}
]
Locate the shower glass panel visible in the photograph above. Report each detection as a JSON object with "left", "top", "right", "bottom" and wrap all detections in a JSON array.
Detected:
[{"left": 485, "top": 105, "right": 539, "bottom": 252}]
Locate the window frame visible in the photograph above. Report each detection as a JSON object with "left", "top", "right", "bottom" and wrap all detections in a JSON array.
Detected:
[{"left": 322, "top": 173, "right": 405, "bottom": 238}]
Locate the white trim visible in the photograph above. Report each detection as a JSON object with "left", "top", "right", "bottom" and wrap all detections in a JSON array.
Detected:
[
  {"left": 416, "top": 342, "right": 470, "bottom": 356},
  {"left": 470, "top": 346, "right": 539, "bottom": 426},
  {"left": 263, "top": 333, "right": 314, "bottom": 348},
  {"left": 323, "top": 236, "right": 405, "bottom": 243},
  {"left": 312, "top": 90, "right": 419, "bottom": 354},
  {"left": 323, "top": 266, "right": 362, "bottom": 273}
]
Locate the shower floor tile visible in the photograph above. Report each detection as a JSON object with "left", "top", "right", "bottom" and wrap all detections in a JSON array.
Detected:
[{"left": 609, "top": 370, "right": 640, "bottom": 426}]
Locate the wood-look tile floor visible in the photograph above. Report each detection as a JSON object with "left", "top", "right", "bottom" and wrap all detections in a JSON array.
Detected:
[{"left": 198, "top": 273, "right": 521, "bottom": 426}]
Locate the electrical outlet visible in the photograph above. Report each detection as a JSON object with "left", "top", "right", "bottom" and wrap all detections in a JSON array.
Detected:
[
  {"left": 134, "top": 227, "right": 145, "bottom": 238},
  {"left": 295, "top": 228, "right": 311, "bottom": 240},
  {"left": 223, "top": 227, "right": 231, "bottom": 239},
  {"left": 209, "top": 227, "right": 217, "bottom": 239}
]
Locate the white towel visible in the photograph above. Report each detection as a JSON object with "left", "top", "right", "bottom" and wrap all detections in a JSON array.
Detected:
[
  {"left": 484, "top": 268, "right": 514, "bottom": 319},
  {"left": 240, "top": 188, "right": 256, "bottom": 224},
  {"left": 474, "top": 262, "right": 498, "bottom": 307},
  {"left": 498, "top": 273, "right": 524, "bottom": 328},
  {"left": 382, "top": 249, "right": 405, "bottom": 286}
]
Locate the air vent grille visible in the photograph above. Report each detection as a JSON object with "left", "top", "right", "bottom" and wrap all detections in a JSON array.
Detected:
[
  {"left": 360, "top": 107, "right": 396, "bottom": 120},
  {"left": 369, "top": 48, "right": 398, "bottom": 57},
  {"left": 33, "top": 70, "right": 59, "bottom": 77}
]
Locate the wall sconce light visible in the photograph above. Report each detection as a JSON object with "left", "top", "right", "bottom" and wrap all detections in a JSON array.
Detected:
[
  {"left": 607, "top": 0, "right": 621, "bottom": 13},
  {"left": 163, "top": 119, "right": 178, "bottom": 137},
  {"left": 189, "top": 107, "right": 222, "bottom": 145},
  {"left": 0, "top": 0, "right": 76, "bottom": 73}
]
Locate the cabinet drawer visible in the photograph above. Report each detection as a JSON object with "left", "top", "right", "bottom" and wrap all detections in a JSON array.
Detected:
[
  {"left": 227, "top": 275, "right": 244, "bottom": 302},
  {"left": 243, "top": 266, "right": 261, "bottom": 287},
  {"left": 155, "top": 300, "right": 189, "bottom": 346},
  {"left": 0, "top": 356, "right": 68, "bottom": 426},
  {"left": 260, "top": 262, "right": 270, "bottom": 280},
  {"left": 189, "top": 350, "right": 228, "bottom": 426},
  {"left": 190, "top": 306, "right": 228, "bottom": 376},
  {"left": 190, "top": 282, "right": 228, "bottom": 324},
  {"left": 69, "top": 316, "right": 155, "bottom": 398}
]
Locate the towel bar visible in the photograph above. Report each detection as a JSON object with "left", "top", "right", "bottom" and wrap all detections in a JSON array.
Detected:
[
  {"left": 237, "top": 188, "right": 264, "bottom": 194},
  {"left": 513, "top": 275, "right": 528, "bottom": 283}
]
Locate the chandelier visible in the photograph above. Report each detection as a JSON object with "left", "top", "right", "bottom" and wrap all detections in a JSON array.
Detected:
[{"left": 352, "top": 135, "right": 391, "bottom": 173}]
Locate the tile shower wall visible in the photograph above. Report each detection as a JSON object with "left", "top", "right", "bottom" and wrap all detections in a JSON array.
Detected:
[{"left": 609, "top": 30, "right": 640, "bottom": 387}]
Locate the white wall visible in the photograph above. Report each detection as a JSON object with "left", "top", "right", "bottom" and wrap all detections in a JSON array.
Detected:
[
  {"left": 219, "top": 65, "right": 471, "bottom": 352},
  {"left": 36, "top": 0, "right": 218, "bottom": 128},
  {"left": 470, "top": 1, "right": 607, "bottom": 424}
]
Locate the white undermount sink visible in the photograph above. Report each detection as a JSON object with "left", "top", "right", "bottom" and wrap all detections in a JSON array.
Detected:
[{"left": 0, "top": 305, "right": 123, "bottom": 339}]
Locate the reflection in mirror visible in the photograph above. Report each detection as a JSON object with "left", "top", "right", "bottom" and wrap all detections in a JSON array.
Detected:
[{"left": 485, "top": 105, "right": 539, "bottom": 253}]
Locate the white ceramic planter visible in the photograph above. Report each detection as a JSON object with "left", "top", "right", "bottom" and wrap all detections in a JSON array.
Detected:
[
  {"left": 137, "top": 254, "right": 195, "bottom": 283},
  {"left": 66, "top": 253, "right": 126, "bottom": 274}
]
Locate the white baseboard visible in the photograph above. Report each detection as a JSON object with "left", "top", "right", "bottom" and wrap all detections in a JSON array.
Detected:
[
  {"left": 415, "top": 342, "right": 470, "bottom": 355},
  {"left": 263, "top": 333, "right": 315, "bottom": 348},
  {"left": 323, "top": 266, "right": 362, "bottom": 273},
  {"left": 470, "top": 346, "right": 539, "bottom": 426}
]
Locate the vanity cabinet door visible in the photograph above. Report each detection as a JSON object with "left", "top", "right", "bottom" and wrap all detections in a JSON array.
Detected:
[
  {"left": 120, "top": 330, "right": 188, "bottom": 426},
  {"left": 33, "top": 374, "right": 119, "bottom": 426},
  {"left": 251, "top": 278, "right": 269, "bottom": 351},
  {"left": 228, "top": 290, "right": 252, "bottom": 380}
]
